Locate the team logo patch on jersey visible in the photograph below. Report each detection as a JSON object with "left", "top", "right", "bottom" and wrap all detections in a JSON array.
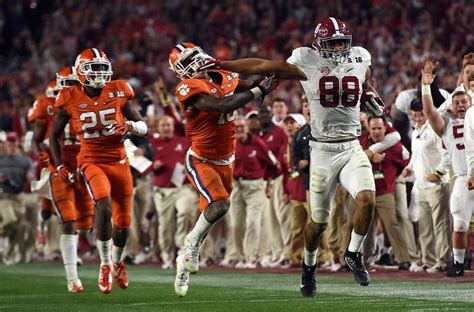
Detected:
[
  {"left": 210, "top": 88, "right": 217, "bottom": 94},
  {"left": 79, "top": 103, "right": 88, "bottom": 109},
  {"left": 178, "top": 84, "right": 190, "bottom": 96},
  {"left": 320, "top": 66, "right": 330, "bottom": 76}
]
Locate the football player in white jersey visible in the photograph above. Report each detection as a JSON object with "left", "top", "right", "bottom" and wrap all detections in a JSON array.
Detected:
[
  {"left": 421, "top": 56, "right": 474, "bottom": 277},
  {"left": 200, "top": 16, "right": 385, "bottom": 297}
]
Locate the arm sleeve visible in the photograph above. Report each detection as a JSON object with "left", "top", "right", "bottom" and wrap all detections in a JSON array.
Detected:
[
  {"left": 465, "top": 108, "right": 474, "bottom": 176},
  {"left": 286, "top": 48, "right": 302, "bottom": 66},
  {"left": 369, "top": 130, "right": 401, "bottom": 153},
  {"left": 430, "top": 78, "right": 446, "bottom": 108}
]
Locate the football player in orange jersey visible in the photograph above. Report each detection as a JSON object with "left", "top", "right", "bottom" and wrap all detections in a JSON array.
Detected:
[
  {"left": 49, "top": 48, "right": 148, "bottom": 294},
  {"left": 47, "top": 66, "right": 95, "bottom": 292},
  {"left": 168, "top": 42, "right": 277, "bottom": 297},
  {"left": 28, "top": 80, "right": 59, "bottom": 252}
]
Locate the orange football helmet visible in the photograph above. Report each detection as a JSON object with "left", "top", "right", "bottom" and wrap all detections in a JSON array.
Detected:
[
  {"left": 75, "top": 48, "right": 113, "bottom": 88},
  {"left": 45, "top": 80, "right": 59, "bottom": 98},
  {"left": 56, "top": 66, "right": 79, "bottom": 90},
  {"left": 169, "top": 42, "right": 212, "bottom": 80}
]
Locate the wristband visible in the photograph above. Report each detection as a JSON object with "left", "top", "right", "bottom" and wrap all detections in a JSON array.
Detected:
[
  {"left": 128, "top": 120, "right": 148, "bottom": 136},
  {"left": 421, "top": 84, "right": 431, "bottom": 96},
  {"left": 250, "top": 87, "right": 263, "bottom": 98}
]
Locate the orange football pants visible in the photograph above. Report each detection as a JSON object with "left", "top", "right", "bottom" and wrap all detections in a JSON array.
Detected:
[
  {"left": 81, "top": 160, "right": 133, "bottom": 228},
  {"left": 184, "top": 153, "right": 234, "bottom": 211},
  {"left": 50, "top": 173, "right": 95, "bottom": 230}
]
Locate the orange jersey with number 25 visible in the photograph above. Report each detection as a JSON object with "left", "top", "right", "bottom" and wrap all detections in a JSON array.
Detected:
[
  {"left": 55, "top": 80, "right": 134, "bottom": 165},
  {"left": 176, "top": 70, "right": 239, "bottom": 161}
]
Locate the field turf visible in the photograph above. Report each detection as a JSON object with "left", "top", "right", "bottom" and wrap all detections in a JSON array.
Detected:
[{"left": 1, "top": 263, "right": 473, "bottom": 311}]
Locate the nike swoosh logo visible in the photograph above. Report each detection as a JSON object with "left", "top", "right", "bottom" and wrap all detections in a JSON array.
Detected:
[{"left": 345, "top": 68, "right": 354, "bottom": 72}]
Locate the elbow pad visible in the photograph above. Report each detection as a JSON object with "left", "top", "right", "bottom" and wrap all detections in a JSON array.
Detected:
[
  {"left": 128, "top": 120, "right": 148, "bottom": 136},
  {"left": 361, "top": 91, "right": 385, "bottom": 117}
]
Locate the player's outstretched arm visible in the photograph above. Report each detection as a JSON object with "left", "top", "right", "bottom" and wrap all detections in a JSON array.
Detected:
[
  {"left": 202, "top": 58, "right": 307, "bottom": 81},
  {"left": 190, "top": 76, "right": 277, "bottom": 113},
  {"left": 49, "top": 108, "right": 70, "bottom": 167},
  {"left": 420, "top": 56, "right": 445, "bottom": 137}
]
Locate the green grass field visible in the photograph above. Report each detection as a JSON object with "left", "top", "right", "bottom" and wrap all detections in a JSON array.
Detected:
[{"left": 1, "top": 263, "right": 473, "bottom": 311}]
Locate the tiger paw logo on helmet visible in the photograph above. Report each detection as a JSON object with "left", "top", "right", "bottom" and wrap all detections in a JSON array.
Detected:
[{"left": 75, "top": 48, "right": 113, "bottom": 89}]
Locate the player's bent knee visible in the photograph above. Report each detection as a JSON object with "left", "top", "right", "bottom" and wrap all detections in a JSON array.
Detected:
[
  {"left": 77, "top": 228, "right": 91, "bottom": 235},
  {"left": 310, "top": 167, "right": 328, "bottom": 193},
  {"left": 355, "top": 191, "right": 375, "bottom": 208},
  {"left": 113, "top": 213, "right": 131, "bottom": 228},
  {"left": 311, "top": 208, "right": 330, "bottom": 224},
  {"left": 76, "top": 216, "right": 94, "bottom": 232},
  {"left": 453, "top": 219, "right": 468, "bottom": 232}
]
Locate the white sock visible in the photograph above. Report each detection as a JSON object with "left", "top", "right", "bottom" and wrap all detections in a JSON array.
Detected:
[
  {"left": 60, "top": 234, "right": 78, "bottom": 281},
  {"left": 112, "top": 245, "right": 125, "bottom": 264},
  {"left": 348, "top": 230, "right": 366, "bottom": 253},
  {"left": 453, "top": 248, "right": 465, "bottom": 264},
  {"left": 304, "top": 248, "right": 317, "bottom": 267},
  {"left": 97, "top": 239, "right": 112, "bottom": 265},
  {"left": 187, "top": 213, "right": 212, "bottom": 247}
]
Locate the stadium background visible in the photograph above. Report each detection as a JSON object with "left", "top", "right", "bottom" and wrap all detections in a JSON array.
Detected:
[
  {"left": 1, "top": 0, "right": 474, "bottom": 310},
  {"left": 1, "top": 0, "right": 473, "bottom": 134}
]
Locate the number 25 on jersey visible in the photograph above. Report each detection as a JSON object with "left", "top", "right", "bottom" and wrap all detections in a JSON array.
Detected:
[{"left": 80, "top": 108, "right": 117, "bottom": 139}]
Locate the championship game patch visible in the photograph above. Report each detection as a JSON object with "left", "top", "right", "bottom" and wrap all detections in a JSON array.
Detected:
[{"left": 320, "top": 66, "right": 330, "bottom": 75}]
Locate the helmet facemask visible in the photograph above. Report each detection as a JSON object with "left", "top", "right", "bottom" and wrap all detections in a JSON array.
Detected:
[
  {"left": 315, "top": 36, "right": 352, "bottom": 64},
  {"left": 56, "top": 72, "right": 79, "bottom": 90},
  {"left": 171, "top": 46, "right": 212, "bottom": 79},
  {"left": 78, "top": 60, "right": 113, "bottom": 88}
]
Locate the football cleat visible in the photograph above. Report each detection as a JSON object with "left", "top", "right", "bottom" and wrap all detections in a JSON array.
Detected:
[
  {"left": 175, "top": 255, "right": 190, "bottom": 297},
  {"left": 183, "top": 235, "right": 200, "bottom": 273},
  {"left": 445, "top": 261, "right": 464, "bottom": 277},
  {"left": 344, "top": 250, "right": 370, "bottom": 286},
  {"left": 67, "top": 279, "right": 84, "bottom": 293},
  {"left": 98, "top": 264, "right": 113, "bottom": 294},
  {"left": 300, "top": 262, "right": 317, "bottom": 297},
  {"left": 113, "top": 260, "right": 129, "bottom": 289}
]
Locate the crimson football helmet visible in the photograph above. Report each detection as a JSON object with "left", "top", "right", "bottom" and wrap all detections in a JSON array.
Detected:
[
  {"left": 45, "top": 80, "right": 59, "bottom": 98},
  {"left": 169, "top": 42, "right": 212, "bottom": 80},
  {"left": 75, "top": 48, "right": 113, "bottom": 88},
  {"left": 312, "top": 17, "right": 352, "bottom": 64},
  {"left": 56, "top": 66, "right": 79, "bottom": 90}
]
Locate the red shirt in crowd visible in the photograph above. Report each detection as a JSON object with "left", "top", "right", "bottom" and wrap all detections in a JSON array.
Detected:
[
  {"left": 279, "top": 143, "right": 306, "bottom": 202},
  {"left": 259, "top": 124, "right": 287, "bottom": 179},
  {"left": 234, "top": 134, "right": 278, "bottom": 180},
  {"left": 149, "top": 133, "right": 189, "bottom": 188},
  {"left": 360, "top": 133, "right": 410, "bottom": 196}
]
